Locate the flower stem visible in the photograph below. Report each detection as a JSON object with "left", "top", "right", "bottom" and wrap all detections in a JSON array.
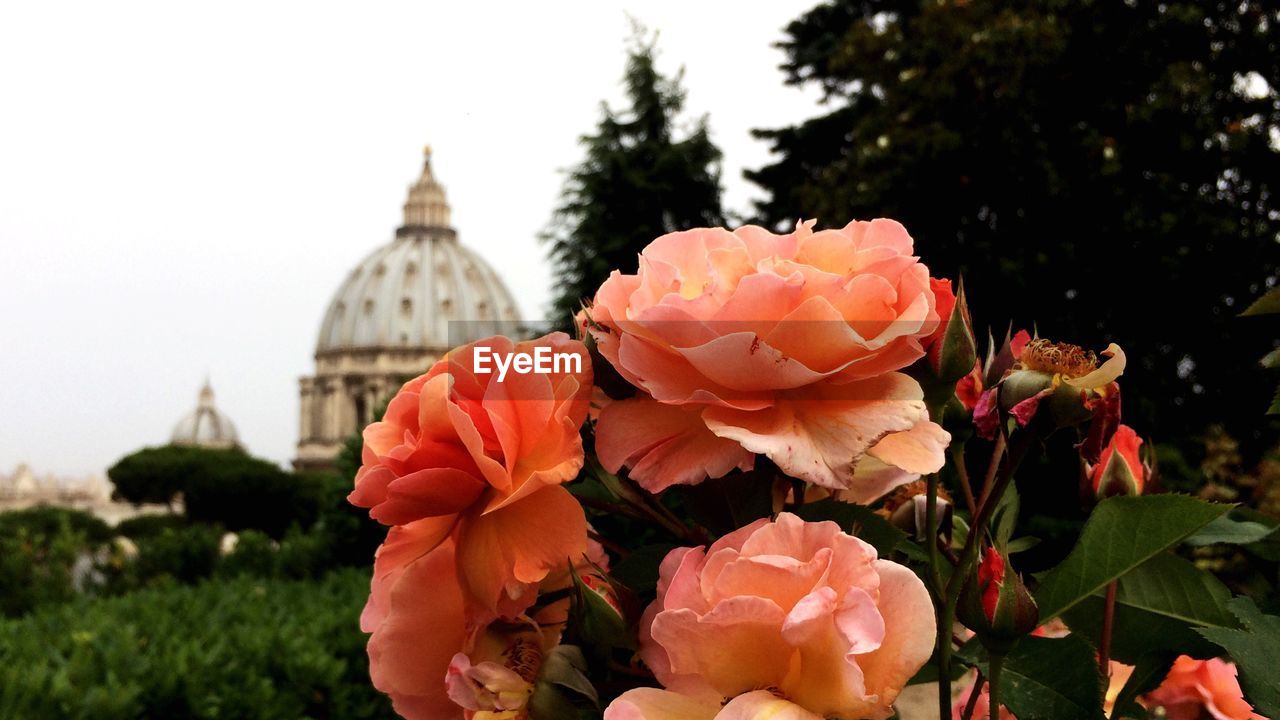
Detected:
[
  {"left": 1099, "top": 580, "right": 1118, "bottom": 673},
  {"left": 988, "top": 653, "right": 1005, "bottom": 717},
  {"left": 939, "top": 429, "right": 1033, "bottom": 720},
  {"left": 951, "top": 442, "right": 977, "bottom": 516},
  {"left": 937, "top": 602, "right": 956, "bottom": 719},
  {"left": 961, "top": 671, "right": 987, "bottom": 720},
  {"left": 925, "top": 473, "right": 944, "bottom": 598},
  {"left": 927, "top": 471, "right": 953, "bottom": 720}
]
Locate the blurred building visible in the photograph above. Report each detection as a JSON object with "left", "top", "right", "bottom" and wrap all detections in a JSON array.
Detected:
[
  {"left": 294, "top": 146, "right": 521, "bottom": 471},
  {"left": 0, "top": 464, "right": 163, "bottom": 525},
  {"left": 170, "top": 380, "right": 240, "bottom": 449}
]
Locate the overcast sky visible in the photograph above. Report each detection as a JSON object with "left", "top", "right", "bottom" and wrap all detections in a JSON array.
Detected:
[{"left": 0, "top": 1, "right": 824, "bottom": 476}]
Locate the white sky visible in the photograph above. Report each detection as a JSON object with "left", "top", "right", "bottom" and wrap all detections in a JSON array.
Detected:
[{"left": 0, "top": 1, "right": 822, "bottom": 476}]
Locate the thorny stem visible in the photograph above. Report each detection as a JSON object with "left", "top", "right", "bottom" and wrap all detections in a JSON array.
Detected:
[{"left": 1099, "top": 580, "right": 1118, "bottom": 673}]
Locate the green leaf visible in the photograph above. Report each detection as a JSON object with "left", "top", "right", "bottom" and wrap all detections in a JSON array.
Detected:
[
  {"left": 1184, "top": 513, "right": 1277, "bottom": 547},
  {"left": 1034, "top": 495, "right": 1229, "bottom": 621},
  {"left": 1240, "top": 287, "right": 1280, "bottom": 316},
  {"left": 992, "top": 481, "right": 1020, "bottom": 551},
  {"left": 1261, "top": 347, "right": 1280, "bottom": 369},
  {"left": 1110, "top": 654, "right": 1175, "bottom": 720},
  {"left": 538, "top": 645, "right": 598, "bottom": 704},
  {"left": 1006, "top": 536, "right": 1041, "bottom": 554},
  {"left": 791, "top": 498, "right": 907, "bottom": 556},
  {"left": 1197, "top": 597, "right": 1280, "bottom": 717},
  {"left": 1269, "top": 383, "right": 1280, "bottom": 416},
  {"left": 1061, "top": 553, "right": 1238, "bottom": 663},
  {"left": 528, "top": 645, "right": 599, "bottom": 720},
  {"left": 985, "top": 635, "right": 1105, "bottom": 720}
]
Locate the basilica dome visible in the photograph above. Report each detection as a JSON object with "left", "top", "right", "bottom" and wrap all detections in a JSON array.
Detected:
[
  {"left": 295, "top": 145, "right": 522, "bottom": 471},
  {"left": 314, "top": 148, "right": 519, "bottom": 355},
  {"left": 172, "top": 380, "right": 239, "bottom": 449}
]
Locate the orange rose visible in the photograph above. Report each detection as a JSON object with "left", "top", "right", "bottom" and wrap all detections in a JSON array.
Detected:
[
  {"left": 363, "top": 532, "right": 607, "bottom": 720},
  {"left": 349, "top": 332, "right": 592, "bottom": 615},
  {"left": 1142, "top": 656, "right": 1267, "bottom": 720},
  {"left": 589, "top": 221, "right": 950, "bottom": 502}
]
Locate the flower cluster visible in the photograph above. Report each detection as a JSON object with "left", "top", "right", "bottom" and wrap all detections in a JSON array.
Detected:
[{"left": 347, "top": 220, "right": 1269, "bottom": 720}]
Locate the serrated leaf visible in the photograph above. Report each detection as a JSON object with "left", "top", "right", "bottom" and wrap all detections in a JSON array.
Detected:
[
  {"left": 1197, "top": 597, "right": 1280, "bottom": 717},
  {"left": 791, "top": 498, "right": 907, "bottom": 556},
  {"left": 1034, "top": 495, "right": 1229, "bottom": 622},
  {"left": 1269, "top": 383, "right": 1280, "bottom": 415},
  {"left": 1061, "top": 553, "right": 1237, "bottom": 663},
  {"left": 1184, "top": 513, "right": 1277, "bottom": 547},
  {"left": 983, "top": 635, "right": 1105, "bottom": 720},
  {"left": 1240, "top": 287, "right": 1280, "bottom": 316}
]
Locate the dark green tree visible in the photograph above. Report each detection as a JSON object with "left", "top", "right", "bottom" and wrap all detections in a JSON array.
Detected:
[
  {"left": 750, "top": 1, "right": 1280, "bottom": 450},
  {"left": 544, "top": 28, "right": 725, "bottom": 328},
  {"left": 108, "top": 445, "right": 328, "bottom": 539}
]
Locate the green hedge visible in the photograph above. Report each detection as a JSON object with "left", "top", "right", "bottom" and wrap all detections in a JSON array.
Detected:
[
  {"left": 0, "top": 569, "right": 394, "bottom": 720},
  {"left": 0, "top": 506, "right": 112, "bottom": 544}
]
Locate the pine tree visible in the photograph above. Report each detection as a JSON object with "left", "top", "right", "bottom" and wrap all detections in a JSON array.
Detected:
[
  {"left": 544, "top": 29, "right": 724, "bottom": 328},
  {"left": 749, "top": 1, "right": 1280, "bottom": 449}
]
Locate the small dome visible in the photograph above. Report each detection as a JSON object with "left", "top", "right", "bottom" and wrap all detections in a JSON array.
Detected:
[
  {"left": 171, "top": 381, "right": 239, "bottom": 449},
  {"left": 315, "top": 147, "right": 521, "bottom": 354}
]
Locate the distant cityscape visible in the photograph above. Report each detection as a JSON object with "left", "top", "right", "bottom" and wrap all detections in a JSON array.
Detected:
[{"left": 3, "top": 144, "right": 521, "bottom": 523}]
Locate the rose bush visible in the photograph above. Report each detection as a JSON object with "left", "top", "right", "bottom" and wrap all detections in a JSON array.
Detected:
[{"left": 348, "top": 220, "right": 1275, "bottom": 720}]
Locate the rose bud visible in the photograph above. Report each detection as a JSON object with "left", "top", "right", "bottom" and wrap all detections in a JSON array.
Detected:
[
  {"left": 958, "top": 548, "right": 1040, "bottom": 653},
  {"left": 997, "top": 338, "right": 1125, "bottom": 433},
  {"left": 921, "top": 279, "right": 978, "bottom": 389},
  {"left": 1087, "top": 424, "right": 1148, "bottom": 498},
  {"left": 880, "top": 480, "right": 953, "bottom": 542}
]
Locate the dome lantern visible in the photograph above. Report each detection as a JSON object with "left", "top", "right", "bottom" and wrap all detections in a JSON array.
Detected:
[{"left": 399, "top": 145, "right": 453, "bottom": 236}]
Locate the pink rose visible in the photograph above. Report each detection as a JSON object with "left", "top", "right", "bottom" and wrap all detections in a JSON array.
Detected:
[
  {"left": 606, "top": 512, "right": 935, "bottom": 720},
  {"left": 349, "top": 332, "right": 592, "bottom": 615},
  {"left": 1142, "top": 656, "right": 1266, "bottom": 720},
  {"left": 588, "top": 220, "right": 950, "bottom": 501}
]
